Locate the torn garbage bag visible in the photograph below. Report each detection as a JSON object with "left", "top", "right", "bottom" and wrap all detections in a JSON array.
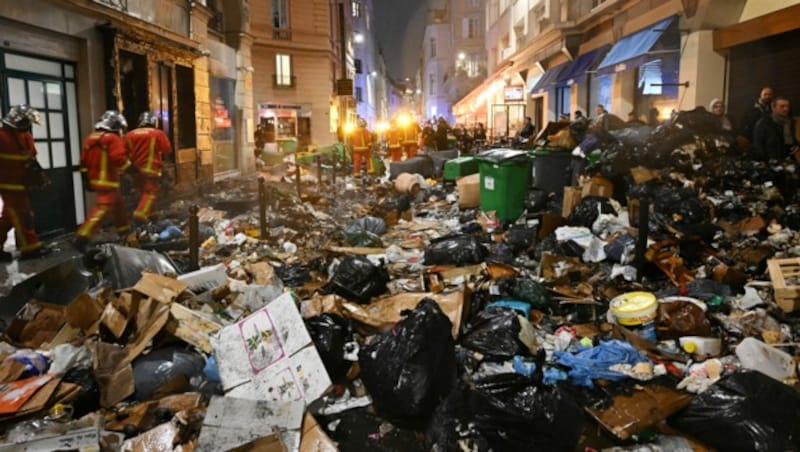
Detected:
[
  {"left": 554, "top": 340, "right": 649, "bottom": 387},
  {"left": 500, "top": 278, "right": 552, "bottom": 310},
  {"left": 426, "top": 374, "right": 584, "bottom": 452},
  {"left": 345, "top": 216, "right": 387, "bottom": 247},
  {"left": 670, "top": 370, "right": 800, "bottom": 452},
  {"left": 423, "top": 235, "right": 488, "bottom": 266},
  {"left": 132, "top": 346, "right": 218, "bottom": 401},
  {"left": 461, "top": 307, "right": 534, "bottom": 359},
  {"left": 358, "top": 298, "right": 456, "bottom": 419},
  {"left": 325, "top": 256, "right": 389, "bottom": 303},
  {"left": 566, "top": 197, "right": 616, "bottom": 228},
  {"left": 305, "top": 313, "right": 354, "bottom": 382}
]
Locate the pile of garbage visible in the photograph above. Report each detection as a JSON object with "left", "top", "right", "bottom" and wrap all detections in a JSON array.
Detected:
[{"left": 1, "top": 128, "right": 800, "bottom": 451}]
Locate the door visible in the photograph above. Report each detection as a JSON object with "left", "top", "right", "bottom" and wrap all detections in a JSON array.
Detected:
[
  {"left": 1, "top": 52, "right": 83, "bottom": 238},
  {"left": 297, "top": 117, "right": 311, "bottom": 149}
]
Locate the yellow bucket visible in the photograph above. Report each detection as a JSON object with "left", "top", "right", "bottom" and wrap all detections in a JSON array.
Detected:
[{"left": 610, "top": 291, "right": 658, "bottom": 326}]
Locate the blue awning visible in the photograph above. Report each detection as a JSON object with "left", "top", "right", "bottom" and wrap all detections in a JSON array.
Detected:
[
  {"left": 556, "top": 46, "right": 610, "bottom": 87},
  {"left": 596, "top": 16, "right": 676, "bottom": 75},
  {"left": 530, "top": 63, "right": 567, "bottom": 95}
]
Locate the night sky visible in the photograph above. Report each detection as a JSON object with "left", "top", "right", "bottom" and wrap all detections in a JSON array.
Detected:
[{"left": 373, "top": 0, "right": 429, "bottom": 81}]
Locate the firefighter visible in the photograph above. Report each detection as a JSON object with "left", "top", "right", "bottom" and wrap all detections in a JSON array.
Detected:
[
  {"left": 402, "top": 119, "right": 420, "bottom": 159},
  {"left": 124, "top": 112, "right": 172, "bottom": 225},
  {"left": 387, "top": 119, "right": 403, "bottom": 162},
  {"left": 75, "top": 111, "right": 133, "bottom": 251},
  {"left": 350, "top": 118, "right": 373, "bottom": 176},
  {"left": 0, "top": 105, "right": 47, "bottom": 260}
]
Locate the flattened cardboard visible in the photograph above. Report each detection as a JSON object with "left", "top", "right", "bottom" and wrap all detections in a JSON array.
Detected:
[
  {"left": 586, "top": 384, "right": 692, "bottom": 440},
  {"left": 212, "top": 293, "right": 332, "bottom": 405},
  {"left": 93, "top": 342, "right": 134, "bottom": 408},
  {"left": 100, "top": 302, "right": 128, "bottom": 338},
  {"left": 340, "top": 289, "right": 466, "bottom": 339},
  {"left": 630, "top": 166, "right": 661, "bottom": 184},
  {"left": 5, "top": 303, "right": 65, "bottom": 349},
  {"left": 65, "top": 293, "right": 104, "bottom": 330},
  {"left": 195, "top": 396, "right": 303, "bottom": 452},
  {"left": 132, "top": 273, "right": 188, "bottom": 304},
  {"left": 121, "top": 420, "right": 181, "bottom": 452},
  {"left": 105, "top": 393, "right": 202, "bottom": 432},
  {"left": 126, "top": 298, "right": 171, "bottom": 363},
  {"left": 178, "top": 264, "right": 228, "bottom": 294},
  {"left": 562, "top": 186, "right": 583, "bottom": 217},
  {"left": 230, "top": 435, "right": 287, "bottom": 452},
  {"left": 581, "top": 176, "right": 614, "bottom": 198},
  {"left": 300, "top": 413, "right": 337, "bottom": 452},
  {"left": 167, "top": 303, "right": 223, "bottom": 354},
  {"left": 0, "top": 374, "right": 54, "bottom": 415},
  {"left": 0, "top": 427, "right": 99, "bottom": 452},
  {"left": 457, "top": 173, "right": 480, "bottom": 208},
  {"left": 0, "top": 377, "right": 62, "bottom": 421}
]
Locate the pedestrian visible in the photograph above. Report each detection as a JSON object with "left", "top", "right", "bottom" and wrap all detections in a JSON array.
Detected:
[
  {"left": 708, "top": 98, "right": 734, "bottom": 133},
  {"left": 75, "top": 111, "right": 134, "bottom": 251},
  {"left": 626, "top": 111, "right": 645, "bottom": 126},
  {"left": 403, "top": 119, "right": 420, "bottom": 159},
  {"left": 473, "top": 123, "right": 487, "bottom": 141},
  {"left": 0, "top": 105, "right": 48, "bottom": 260},
  {"left": 254, "top": 121, "right": 267, "bottom": 164},
  {"left": 739, "top": 85, "right": 773, "bottom": 143},
  {"left": 517, "top": 116, "right": 535, "bottom": 140},
  {"left": 752, "top": 96, "right": 797, "bottom": 161},
  {"left": 435, "top": 117, "right": 450, "bottom": 151},
  {"left": 422, "top": 121, "right": 435, "bottom": 150},
  {"left": 589, "top": 104, "right": 609, "bottom": 132},
  {"left": 646, "top": 108, "right": 660, "bottom": 127},
  {"left": 124, "top": 112, "right": 172, "bottom": 226},
  {"left": 350, "top": 118, "right": 373, "bottom": 176}
]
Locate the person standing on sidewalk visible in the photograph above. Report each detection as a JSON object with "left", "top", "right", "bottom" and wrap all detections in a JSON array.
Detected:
[
  {"left": 75, "top": 111, "right": 134, "bottom": 251},
  {"left": 0, "top": 105, "right": 48, "bottom": 260},
  {"left": 124, "top": 112, "right": 172, "bottom": 226},
  {"left": 387, "top": 120, "right": 403, "bottom": 162}
]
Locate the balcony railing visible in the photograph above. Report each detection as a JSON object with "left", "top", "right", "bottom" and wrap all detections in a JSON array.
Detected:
[
  {"left": 273, "top": 28, "right": 292, "bottom": 40},
  {"left": 209, "top": 11, "right": 224, "bottom": 34},
  {"left": 273, "top": 74, "right": 296, "bottom": 88}
]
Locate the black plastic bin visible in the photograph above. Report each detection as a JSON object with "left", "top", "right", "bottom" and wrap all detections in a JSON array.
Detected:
[{"left": 530, "top": 150, "right": 574, "bottom": 196}]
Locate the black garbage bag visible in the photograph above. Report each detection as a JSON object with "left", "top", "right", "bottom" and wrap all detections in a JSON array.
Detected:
[
  {"left": 424, "top": 235, "right": 488, "bottom": 266},
  {"left": 609, "top": 126, "right": 654, "bottom": 147},
  {"left": 505, "top": 226, "right": 537, "bottom": 255},
  {"left": 670, "top": 370, "right": 800, "bottom": 452},
  {"left": 672, "top": 107, "right": 722, "bottom": 134},
  {"left": 344, "top": 231, "right": 383, "bottom": 247},
  {"left": 274, "top": 263, "right": 311, "bottom": 287},
  {"left": 345, "top": 216, "right": 388, "bottom": 236},
  {"left": 132, "top": 346, "right": 218, "bottom": 401},
  {"left": 358, "top": 298, "right": 457, "bottom": 419},
  {"left": 325, "top": 256, "right": 389, "bottom": 303},
  {"left": 305, "top": 313, "right": 353, "bottom": 381},
  {"left": 427, "top": 374, "right": 584, "bottom": 452},
  {"left": 461, "top": 307, "right": 529, "bottom": 359},
  {"left": 61, "top": 367, "right": 100, "bottom": 418},
  {"left": 566, "top": 196, "right": 616, "bottom": 228},
  {"left": 505, "top": 278, "right": 552, "bottom": 309},
  {"left": 486, "top": 243, "right": 515, "bottom": 264},
  {"left": 320, "top": 407, "right": 427, "bottom": 451}
]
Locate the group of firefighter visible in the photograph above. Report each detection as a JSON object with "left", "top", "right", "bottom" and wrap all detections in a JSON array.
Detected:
[
  {"left": 349, "top": 116, "right": 421, "bottom": 176},
  {"left": 0, "top": 105, "right": 171, "bottom": 260}
]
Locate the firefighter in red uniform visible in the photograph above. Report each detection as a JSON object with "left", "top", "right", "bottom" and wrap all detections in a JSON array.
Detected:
[
  {"left": 124, "top": 112, "right": 172, "bottom": 225},
  {"left": 75, "top": 111, "right": 133, "bottom": 251},
  {"left": 402, "top": 120, "right": 420, "bottom": 159},
  {"left": 350, "top": 118, "right": 373, "bottom": 176},
  {"left": 387, "top": 120, "right": 403, "bottom": 162},
  {"left": 0, "top": 105, "right": 47, "bottom": 260}
]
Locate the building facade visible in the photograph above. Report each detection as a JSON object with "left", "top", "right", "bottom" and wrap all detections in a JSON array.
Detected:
[
  {"left": 0, "top": 0, "right": 232, "bottom": 238},
  {"left": 454, "top": 0, "right": 800, "bottom": 142},
  {"left": 351, "top": 0, "right": 391, "bottom": 125}
]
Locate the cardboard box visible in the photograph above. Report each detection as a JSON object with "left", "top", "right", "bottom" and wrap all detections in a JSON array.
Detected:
[
  {"left": 212, "top": 293, "right": 332, "bottom": 405},
  {"left": 581, "top": 176, "right": 614, "bottom": 198},
  {"left": 457, "top": 173, "right": 480, "bottom": 208},
  {"left": 562, "top": 186, "right": 583, "bottom": 217}
]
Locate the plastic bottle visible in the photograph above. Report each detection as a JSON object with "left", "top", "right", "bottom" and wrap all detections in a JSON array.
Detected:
[
  {"left": 735, "top": 337, "right": 796, "bottom": 382},
  {"left": 679, "top": 336, "right": 722, "bottom": 357}
]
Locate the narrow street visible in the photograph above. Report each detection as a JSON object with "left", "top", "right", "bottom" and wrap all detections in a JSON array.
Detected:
[{"left": 1, "top": 1, "right": 800, "bottom": 451}]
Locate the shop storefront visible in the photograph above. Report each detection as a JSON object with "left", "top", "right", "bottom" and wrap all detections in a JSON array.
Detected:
[
  {"left": 211, "top": 77, "right": 237, "bottom": 173},
  {"left": 595, "top": 16, "right": 681, "bottom": 121},
  {"left": 555, "top": 45, "right": 609, "bottom": 118},
  {"left": 530, "top": 62, "right": 567, "bottom": 123},
  {"left": 257, "top": 103, "right": 313, "bottom": 154}
]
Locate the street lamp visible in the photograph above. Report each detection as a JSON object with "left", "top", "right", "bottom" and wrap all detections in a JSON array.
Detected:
[
  {"left": 370, "top": 70, "right": 378, "bottom": 77},
  {"left": 353, "top": 32, "right": 364, "bottom": 43},
  {"left": 458, "top": 52, "right": 466, "bottom": 61}
]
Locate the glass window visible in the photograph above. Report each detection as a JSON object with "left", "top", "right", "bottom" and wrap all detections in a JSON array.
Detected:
[
  {"left": 51, "top": 141, "right": 67, "bottom": 168},
  {"left": 429, "top": 74, "right": 436, "bottom": 95},
  {"left": 272, "top": 0, "right": 289, "bottom": 28},
  {"left": 66, "top": 82, "right": 80, "bottom": 165},
  {"left": 46, "top": 83, "right": 63, "bottom": 109},
  {"left": 211, "top": 77, "right": 237, "bottom": 173},
  {"left": 356, "top": 87, "right": 363, "bottom": 102},
  {"left": 352, "top": 1, "right": 361, "bottom": 17},
  {"left": 8, "top": 78, "right": 25, "bottom": 105},
  {"left": 28, "top": 81, "right": 45, "bottom": 109},
  {"left": 5, "top": 54, "right": 61, "bottom": 77},
  {"left": 430, "top": 38, "right": 437, "bottom": 58},
  {"left": 275, "top": 54, "right": 293, "bottom": 86},
  {"left": 48, "top": 112, "right": 64, "bottom": 139},
  {"left": 175, "top": 65, "right": 197, "bottom": 149}
]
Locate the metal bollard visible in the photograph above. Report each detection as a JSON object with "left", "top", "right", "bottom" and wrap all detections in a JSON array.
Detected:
[
  {"left": 332, "top": 150, "right": 337, "bottom": 185},
  {"left": 258, "top": 176, "right": 267, "bottom": 239},
  {"left": 295, "top": 162, "right": 302, "bottom": 197},
  {"left": 188, "top": 204, "right": 199, "bottom": 271},
  {"left": 316, "top": 155, "right": 323, "bottom": 187},
  {"left": 635, "top": 197, "right": 650, "bottom": 282}
]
